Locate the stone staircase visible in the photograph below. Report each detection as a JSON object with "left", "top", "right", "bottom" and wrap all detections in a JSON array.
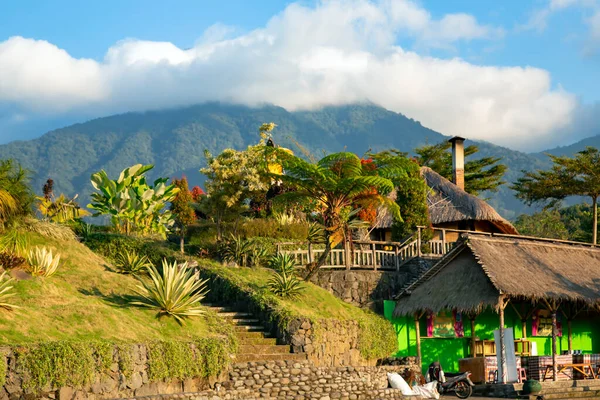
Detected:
[{"left": 204, "top": 304, "right": 307, "bottom": 363}]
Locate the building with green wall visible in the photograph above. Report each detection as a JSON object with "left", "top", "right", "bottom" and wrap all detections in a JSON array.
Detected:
[
  {"left": 388, "top": 233, "right": 600, "bottom": 380},
  {"left": 384, "top": 300, "right": 600, "bottom": 373}
]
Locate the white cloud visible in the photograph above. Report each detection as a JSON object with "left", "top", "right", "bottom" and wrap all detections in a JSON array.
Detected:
[
  {"left": 586, "top": 10, "right": 600, "bottom": 51},
  {"left": 0, "top": 0, "right": 578, "bottom": 150}
]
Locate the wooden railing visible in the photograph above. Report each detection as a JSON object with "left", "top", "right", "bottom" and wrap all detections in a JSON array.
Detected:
[{"left": 277, "top": 237, "right": 419, "bottom": 271}]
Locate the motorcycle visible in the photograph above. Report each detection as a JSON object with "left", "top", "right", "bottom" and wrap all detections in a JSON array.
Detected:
[{"left": 436, "top": 371, "right": 475, "bottom": 399}]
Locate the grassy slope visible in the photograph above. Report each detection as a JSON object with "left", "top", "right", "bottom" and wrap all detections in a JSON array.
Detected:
[
  {"left": 201, "top": 261, "right": 381, "bottom": 322},
  {"left": 0, "top": 233, "right": 220, "bottom": 344}
]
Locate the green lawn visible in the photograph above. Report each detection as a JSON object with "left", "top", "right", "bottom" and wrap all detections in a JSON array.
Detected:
[{"left": 0, "top": 233, "right": 224, "bottom": 344}]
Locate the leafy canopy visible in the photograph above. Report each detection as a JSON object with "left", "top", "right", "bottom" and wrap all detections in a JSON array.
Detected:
[
  {"left": 88, "top": 164, "right": 179, "bottom": 238},
  {"left": 512, "top": 147, "right": 600, "bottom": 244},
  {"left": 415, "top": 141, "right": 507, "bottom": 196}
]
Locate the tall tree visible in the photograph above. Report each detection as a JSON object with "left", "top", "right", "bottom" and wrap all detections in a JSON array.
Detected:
[
  {"left": 171, "top": 176, "right": 197, "bottom": 253},
  {"left": 273, "top": 151, "right": 403, "bottom": 278},
  {"left": 415, "top": 141, "right": 507, "bottom": 195},
  {"left": 512, "top": 147, "right": 600, "bottom": 244},
  {"left": 513, "top": 210, "right": 569, "bottom": 240}
]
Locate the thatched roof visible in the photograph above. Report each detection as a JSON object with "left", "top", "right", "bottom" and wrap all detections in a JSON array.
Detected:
[
  {"left": 374, "top": 167, "right": 517, "bottom": 234},
  {"left": 394, "top": 234, "right": 600, "bottom": 316},
  {"left": 421, "top": 167, "right": 517, "bottom": 234}
]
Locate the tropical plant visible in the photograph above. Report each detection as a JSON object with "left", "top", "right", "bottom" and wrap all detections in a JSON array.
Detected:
[
  {"left": 130, "top": 259, "right": 208, "bottom": 323},
  {"left": 0, "top": 228, "right": 29, "bottom": 256},
  {"left": 415, "top": 141, "right": 507, "bottom": 195},
  {"left": 88, "top": 164, "right": 179, "bottom": 238},
  {"left": 0, "top": 271, "right": 17, "bottom": 310},
  {"left": 170, "top": 176, "right": 196, "bottom": 254},
  {"left": 271, "top": 151, "right": 403, "bottom": 278},
  {"left": 27, "top": 246, "right": 61, "bottom": 277},
  {"left": 512, "top": 147, "right": 600, "bottom": 244},
  {"left": 267, "top": 254, "right": 303, "bottom": 298},
  {"left": 77, "top": 223, "right": 94, "bottom": 241},
  {"left": 218, "top": 235, "right": 271, "bottom": 267},
  {"left": 0, "top": 160, "right": 34, "bottom": 227},
  {"left": 37, "top": 193, "right": 90, "bottom": 223},
  {"left": 114, "top": 250, "right": 152, "bottom": 274}
]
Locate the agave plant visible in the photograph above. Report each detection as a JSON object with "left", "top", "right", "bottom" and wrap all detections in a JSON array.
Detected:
[
  {"left": 114, "top": 250, "right": 152, "bottom": 274},
  {"left": 267, "top": 254, "right": 303, "bottom": 298},
  {"left": 219, "top": 234, "right": 253, "bottom": 266},
  {"left": 0, "top": 271, "right": 17, "bottom": 310},
  {"left": 130, "top": 259, "right": 209, "bottom": 323},
  {"left": 27, "top": 246, "right": 61, "bottom": 277}
]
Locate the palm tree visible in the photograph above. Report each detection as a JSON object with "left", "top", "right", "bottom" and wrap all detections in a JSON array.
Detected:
[{"left": 273, "top": 151, "right": 404, "bottom": 278}]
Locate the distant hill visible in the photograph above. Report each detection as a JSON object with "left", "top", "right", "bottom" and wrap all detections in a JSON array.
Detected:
[
  {"left": 0, "top": 102, "right": 557, "bottom": 219},
  {"left": 539, "top": 134, "right": 600, "bottom": 157}
]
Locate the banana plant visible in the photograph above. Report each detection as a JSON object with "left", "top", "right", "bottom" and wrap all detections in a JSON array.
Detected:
[{"left": 88, "top": 164, "right": 179, "bottom": 237}]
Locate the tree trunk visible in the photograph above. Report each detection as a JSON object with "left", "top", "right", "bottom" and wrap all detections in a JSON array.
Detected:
[
  {"left": 415, "top": 314, "right": 422, "bottom": 366},
  {"left": 593, "top": 196, "right": 598, "bottom": 245},
  {"left": 180, "top": 234, "right": 185, "bottom": 254},
  {"left": 305, "top": 239, "right": 331, "bottom": 280}
]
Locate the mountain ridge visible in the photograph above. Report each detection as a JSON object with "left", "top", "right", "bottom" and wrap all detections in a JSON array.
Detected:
[{"left": 1, "top": 102, "right": 585, "bottom": 219}]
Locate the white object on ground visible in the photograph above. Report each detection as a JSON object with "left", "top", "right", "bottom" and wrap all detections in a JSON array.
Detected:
[
  {"left": 412, "top": 381, "right": 440, "bottom": 399},
  {"left": 387, "top": 372, "right": 415, "bottom": 395}
]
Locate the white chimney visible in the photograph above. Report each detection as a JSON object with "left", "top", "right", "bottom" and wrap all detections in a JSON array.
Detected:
[{"left": 449, "top": 136, "right": 465, "bottom": 190}]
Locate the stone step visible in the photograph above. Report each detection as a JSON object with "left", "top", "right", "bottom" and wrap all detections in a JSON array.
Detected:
[
  {"left": 218, "top": 311, "right": 253, "bottom": 319},
  {"left": 238, "top": 337, "right": 278, "bottom": 346},
  {"left": 236, "top": 331, "right": 273, "bottom": 339},
  {"left": 232, "top": 353, "right": 308, "bottom": 363},
  {"left": 232, "top": 318, "right": 261, "bottom": 325},
  {"left": 203, "top": 305, "right": 234, "bottom": 313},
  {"left": 239, "top": 344, "right": 291, "bottom": 354},
  {"left": 234, "top": 325, "right": 266, "bottom": 332}
]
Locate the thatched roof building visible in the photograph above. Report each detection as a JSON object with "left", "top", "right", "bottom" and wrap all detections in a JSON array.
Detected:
[
  {"left": 394, "top": 234, "right": 600, "bottom": 316},
  {"left": 421, "top": 167, "right": 517, "bottom": 234},
  {"left": 373, "top": 167, "right": 517, "bottom": 236}
]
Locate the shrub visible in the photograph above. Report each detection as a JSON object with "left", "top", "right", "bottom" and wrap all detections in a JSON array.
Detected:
[
  {"left": 27, "top": 246, "right": 60, "bottom": 277},
  {"left": 0, "top": 271, "right": 17, "bottom": 310},
  {"left": 267, "top": 254, "right": 303, "bottom": 298},
  {"left": 114, "top": 250, "right": 152, "bottom": 274},
  {"left": 0, "top": 252, "right": 25, "bottom": 269},
  {"left": 218, "top": 235, "right": 271, "bottom": 267},
  {"left": 84, "top": 233, "right": 182, "bottom": 266},
  {"left": 131, "top": 259, "right": 209, "bottom": 323},
  {"left": 0, "top": 228, "right": 28, "bottom": 256}
]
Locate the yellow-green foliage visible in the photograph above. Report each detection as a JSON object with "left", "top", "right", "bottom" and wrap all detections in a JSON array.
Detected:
[
  {"left": 15, "top": 341, "right": 109, "bottom": 391},
  {"left": 117, "top": 344, "right": 134, "bottom": 379},
  {"left": 147, "top": 338, "right": 232, "bottom": 381}
]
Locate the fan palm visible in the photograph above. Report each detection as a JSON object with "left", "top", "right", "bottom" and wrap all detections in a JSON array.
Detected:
[{"left": 271, "top": 151, "right": 403, "bottom": 278}]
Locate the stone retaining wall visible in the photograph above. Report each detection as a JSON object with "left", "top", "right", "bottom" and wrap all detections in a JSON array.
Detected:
[
  {"left": 0, "top": 344, "right": 224, "bottom": 400},
  {"left": 125, "top": 360, "right": 419, "bottom": 400},
  {"left": 308, "top": 260, "right": 432, "bottom": 308}
]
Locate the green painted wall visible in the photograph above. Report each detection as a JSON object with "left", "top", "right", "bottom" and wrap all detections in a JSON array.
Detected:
[{"left": 383, "top": 301, "right": 600, "bottom": 374}]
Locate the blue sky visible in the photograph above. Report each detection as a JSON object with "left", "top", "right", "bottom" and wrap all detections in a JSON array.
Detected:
[{"left": 1, "top": 0, "right": 599, "bottom": 150}]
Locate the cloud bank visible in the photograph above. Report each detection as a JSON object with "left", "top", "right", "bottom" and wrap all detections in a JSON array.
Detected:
[{"left": 0, "top": 0, "right": 581, "bottom": 150}]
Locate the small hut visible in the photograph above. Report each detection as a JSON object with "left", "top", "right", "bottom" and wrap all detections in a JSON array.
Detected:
[
  {"left": 370, "top": 166, "right": 517, "bottom": 242},
  {"left": 393, "top": 233, "right": 600, "bottom": 383}
]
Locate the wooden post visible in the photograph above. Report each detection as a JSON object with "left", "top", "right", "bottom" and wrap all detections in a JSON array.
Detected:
[
  {"left": 441, "top": 229, "right": 447, "bottom": 254},
  {"left": 552, "top": 310, "right": 558, "bottom": 381},
  {"left": 470, "top": 315, "right": 477, "bottom": 357},
  {"left": 522, "top": 320, "right": 527, "bottom": 339},
  {"left": 499, "top": 296, "right": 508, "bottom": 384},
  {"left": 371, "top": 243, "right": 377, "bottom": 271},
  {"left": 394, "top": 245, "right": 400, "bottom": 271},
  {"left": 276, "top": 243, "right": 281, "bottom": 255},
  {"left": 308, "top": 242, "right": 313, "bottom": 264},
  {"left": 415, "top": 313, "right": 422, "bottom": 366},
  {"left": 567, "top": 319, "right": 573, "bottom": 353},
  {"left": 417, "top": 227, "right": 422, "bottom": 257}
]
